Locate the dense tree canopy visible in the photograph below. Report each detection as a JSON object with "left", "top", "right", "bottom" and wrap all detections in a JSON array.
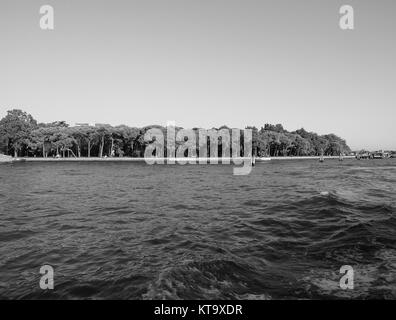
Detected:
[
  {"left": 0, "top": 109, "right": 352, "bottom": 157},
  {"left": 0, "top": 109, "right": 38, "bottom": 157}
]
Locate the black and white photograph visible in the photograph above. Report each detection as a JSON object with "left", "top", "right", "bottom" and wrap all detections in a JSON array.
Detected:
[{"left": 0, "top": 0, "right": 395, "bottom": 311}]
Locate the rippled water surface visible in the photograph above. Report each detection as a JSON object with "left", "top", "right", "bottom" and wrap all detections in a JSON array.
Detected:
[{"left": 1, "top": 159, "right": 395, "bottom": 299}]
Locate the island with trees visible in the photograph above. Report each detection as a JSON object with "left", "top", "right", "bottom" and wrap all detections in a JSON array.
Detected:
[{"left": 0, "top": 109, "right": 353, "bottom": 159}]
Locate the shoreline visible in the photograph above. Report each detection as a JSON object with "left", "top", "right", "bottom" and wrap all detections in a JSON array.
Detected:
[{"left": 5, "top": 155, "right": 359, "bottom": 163}]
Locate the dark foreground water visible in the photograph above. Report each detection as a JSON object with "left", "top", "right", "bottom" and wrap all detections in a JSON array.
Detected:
[{"left": 0, "top": 159, "right": 395, "bottom": 299}]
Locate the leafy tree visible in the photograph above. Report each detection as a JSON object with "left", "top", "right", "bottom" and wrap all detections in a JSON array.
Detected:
[
  {"left": 93, "top": 125, "right": 111, "bottom": 158},
  {"left": 0, "top": 109, "right": 37, "bottom": 157},
  {"left": 28, "top": 127, "right": 54, "bottom": 157},
  {"left": 69, "top": 127, "right": 87, "bottom": 157}
]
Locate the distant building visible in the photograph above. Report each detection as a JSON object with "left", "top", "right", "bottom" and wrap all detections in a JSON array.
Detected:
[{"left": 74, "top": 123, "right": 92, "bottom": 127}]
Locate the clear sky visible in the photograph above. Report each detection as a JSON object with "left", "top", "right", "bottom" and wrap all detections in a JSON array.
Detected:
[{"left": 1, "top": 0, "right": 395, "bottom": 150}]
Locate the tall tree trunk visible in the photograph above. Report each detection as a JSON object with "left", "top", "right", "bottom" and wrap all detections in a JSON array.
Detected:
[
  {"left": 99, "top": 136, "right": 104, "bottom": 157},
  {"left": 88, "top": 140, "right": 91, "bottom": 157},
  {"left": 43, "top": 140, "right": 46, "bottom": 158},
  {"left": 5, "top": 138, "right": 9, "bottom": 155}
]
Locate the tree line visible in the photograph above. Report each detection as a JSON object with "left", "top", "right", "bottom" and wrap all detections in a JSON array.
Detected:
[{"left": 0, "top": 109, "right": 351, "bottom": 158}]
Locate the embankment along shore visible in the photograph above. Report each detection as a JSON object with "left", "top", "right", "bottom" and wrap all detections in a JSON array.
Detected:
[{"left": 17, "top": 156, "right": 356, "bottom": 162}]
